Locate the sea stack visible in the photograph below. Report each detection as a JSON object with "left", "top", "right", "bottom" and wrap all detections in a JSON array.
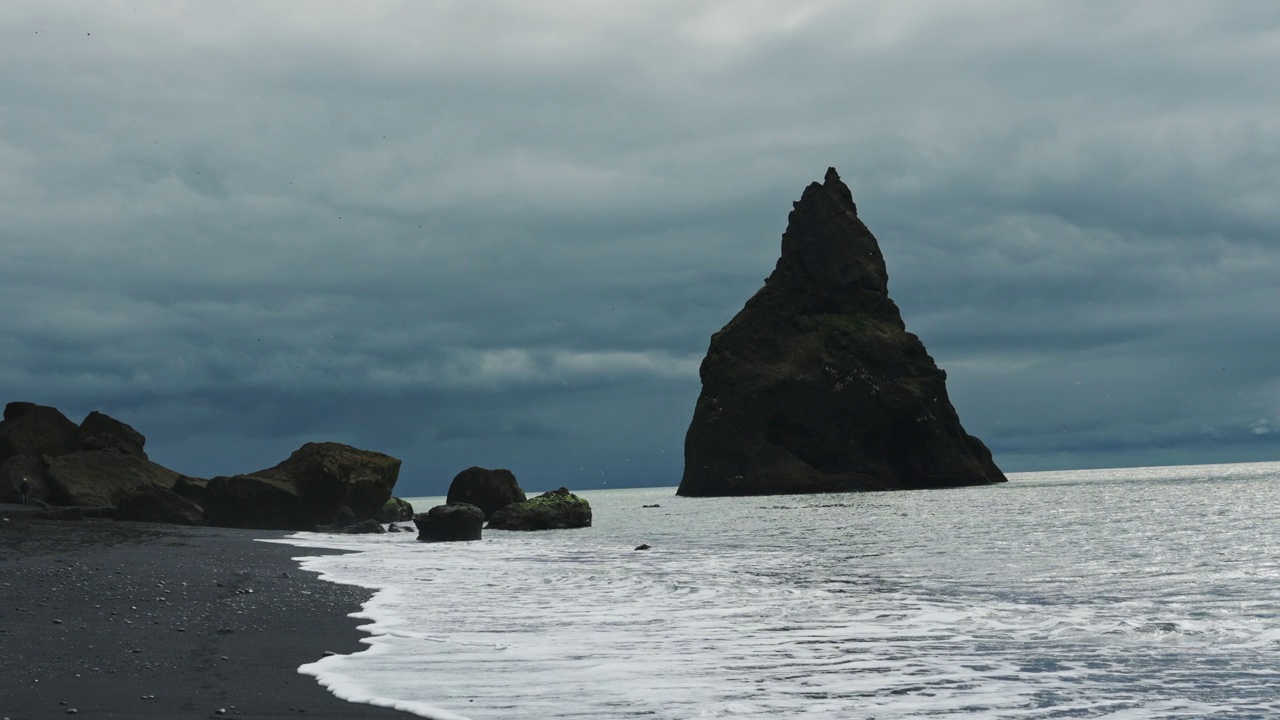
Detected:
[{"left": 678, "top": 168, "right": 1005, "bottom": 497}]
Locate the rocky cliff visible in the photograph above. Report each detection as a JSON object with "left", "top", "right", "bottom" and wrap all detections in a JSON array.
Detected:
[
  {"left": 0, "top": 402, "right": 183, "bottom": 506},
  {"left": 678, "top": 168, "right": 1005, "bottom": 496}
]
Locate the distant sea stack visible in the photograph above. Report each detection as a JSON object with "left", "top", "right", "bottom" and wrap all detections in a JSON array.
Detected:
[{"left": 678, "top": 168, "right": 1006, "bottom": 497}]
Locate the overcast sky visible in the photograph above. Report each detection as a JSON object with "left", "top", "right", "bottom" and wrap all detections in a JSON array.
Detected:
[{"left": 3, "top": 2, "right": 1278, "bottom": 495}]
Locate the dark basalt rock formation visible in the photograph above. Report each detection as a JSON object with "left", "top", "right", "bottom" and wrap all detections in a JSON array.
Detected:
[
  {"left": 116, "top": 488, "right": 205, "bottom": 525},
  {"left": 0, "top": 401, "right": 412, "bottom": 533},
  {"left": 414, "top": 503, "right": 485, "bottom": 542},
  {"left": 77, "top": 410, "right": 148, "bottom": 458},
  {"left": 678, "top": 167, "right": 1006, "bottom": 497},
  {"left": 203, "top": 442, "right": 401, "bottom": 531},
  {"left": 0, "top": 402, "right": 79, "bottom": 464},
  {"left": 0, "top": 402, "right": 186, "bottom": 505},
  {"left": 335, "top": 518, "right": 387, "bottom": 534},
  {"left": 45, "top": 451, "right": 185, "bottom": 508},
  {"left": 487, "top": 487, "right": 592, "bottom": 531},
  {"left": 171, "top": 476, "right": 209, "bottom": 506},
  {"left": 1, "top": 454, "right": 49, "bottom": 505},
  {"left": 375, "top": 496, "right": 415, "bottom": 523},
  {"left": 445, "top": 466, "right": 527, "bottom": 520},
  {"left": 39, "top": 506, "right": 86, "bottom": 521}
]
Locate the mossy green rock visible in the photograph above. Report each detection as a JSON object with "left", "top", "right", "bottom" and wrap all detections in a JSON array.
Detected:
[
  {"left": 376, "top": 496, "right": 415, "bottom": 522},
  {"left": 678, "top": 168, "right": 1005, "bottom": 497},
  {"left": 487, "top": 488, "right": 592, "bottom": 531}
]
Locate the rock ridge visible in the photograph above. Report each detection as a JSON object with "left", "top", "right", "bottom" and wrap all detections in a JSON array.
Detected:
[{"left": 1, "top": 401, "right": 403, "bottom": 531}]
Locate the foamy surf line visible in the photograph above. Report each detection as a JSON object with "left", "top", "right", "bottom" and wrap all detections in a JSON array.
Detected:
[
  {"left": 260, "top": 476, "right": 1280, "bottom": 719},
  {"left": 265, "top": 532, "right": 475, "bottom": 720}
]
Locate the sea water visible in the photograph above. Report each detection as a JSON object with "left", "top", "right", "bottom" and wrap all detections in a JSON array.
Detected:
[{"left": 269, "top": 462, "right": 1280, "bottom": 719}]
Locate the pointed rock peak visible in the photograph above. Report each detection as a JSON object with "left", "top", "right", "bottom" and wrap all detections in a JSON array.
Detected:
[
  {"left": 773, "top": 167, "right": 883, "bottom": 299},
  {"left": 678, "top": 169, "right": 1006, "bottom": 498},
  {"left": 822, "top": 166, "right": 855, "bottom": 209}
]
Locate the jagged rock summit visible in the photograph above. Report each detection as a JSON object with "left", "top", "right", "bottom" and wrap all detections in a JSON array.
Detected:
[{"left": 678, "top": 167, "right": 1005, "bottom": 497}]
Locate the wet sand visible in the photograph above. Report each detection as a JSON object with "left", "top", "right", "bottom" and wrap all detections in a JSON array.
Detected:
[{"left": 0, "top": 507, "right": 418, "bottom": 719}]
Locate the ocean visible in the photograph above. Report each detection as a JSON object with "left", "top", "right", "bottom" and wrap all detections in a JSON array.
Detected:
[{"left": 269, "top": 461, "right": 1280, "bottom": 719}]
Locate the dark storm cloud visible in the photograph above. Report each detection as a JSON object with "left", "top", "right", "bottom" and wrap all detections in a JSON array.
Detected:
[{"left": 2, "top": 2, "right": 1278, "bottom": 492}]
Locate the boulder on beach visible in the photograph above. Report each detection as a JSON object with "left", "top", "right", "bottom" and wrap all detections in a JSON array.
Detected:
[
  {"left": 487, "top": 487, "right": 592, "bottom": 531},
  {"left": 45, "top": 451, "right": 184, "bottom": 508},
  {"left": 414, "top": 503, "right": 484, "bottom": 542},
  {"left": 375, "top": 496, "right": 415, "bottom": 523},
  {"left": 678, "top": 167, "right": 1006, "bottom": 497},
  {"left": 445, "top": 466, "right": 526, "bottom": 520},
  {"left": 203, "top": 442, "right": 401, "bottom": 531},
  {"left": 0, "top": 402, "right": 79, "bottom": 464},
  {"left": 116, "top": 488, "right": 204, "bottom": 525},
  {"left": 76, "top": 410, "right": 148, "bottom": 458}
]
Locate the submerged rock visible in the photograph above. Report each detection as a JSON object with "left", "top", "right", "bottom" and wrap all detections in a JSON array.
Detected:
[
  {"left": 414, "top": 503, "right": 484, "bottom": 542},
  {"left": 445, "top": 466, "right": 526, "bottom": 520},
  {"left": 337, "top": 518, "right": 387, "bottom": 534},
  {"left": 487, "top": 487, "right": 592, "bottom": 531},
  {"left": 204, "top": 442, "right": 401, "bottom": 531},
  {"left": 679, "top": 167, "right": 1006, "bottom": 497}
]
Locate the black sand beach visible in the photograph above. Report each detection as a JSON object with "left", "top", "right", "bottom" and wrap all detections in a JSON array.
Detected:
[{"left": 0, "top": 507, "right": 418, "bottom": 719}]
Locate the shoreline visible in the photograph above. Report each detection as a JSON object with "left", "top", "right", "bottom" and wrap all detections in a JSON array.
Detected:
[{"left": 0, "top": 507, "right": 419, "bottom": 719}]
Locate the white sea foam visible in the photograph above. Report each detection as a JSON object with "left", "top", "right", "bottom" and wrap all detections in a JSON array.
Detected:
[{"left": 268, "top": 461, "right": 1280, "bottom": 719}]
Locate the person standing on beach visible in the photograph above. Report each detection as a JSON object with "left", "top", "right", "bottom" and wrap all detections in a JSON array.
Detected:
[{"left": 19, "top": 477, "right": 31, "bottom": 505}]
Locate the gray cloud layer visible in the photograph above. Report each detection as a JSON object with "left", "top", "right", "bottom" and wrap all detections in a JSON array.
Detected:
[{"left": 3, "top": 2, "right": 1278, "bottom": 493}]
